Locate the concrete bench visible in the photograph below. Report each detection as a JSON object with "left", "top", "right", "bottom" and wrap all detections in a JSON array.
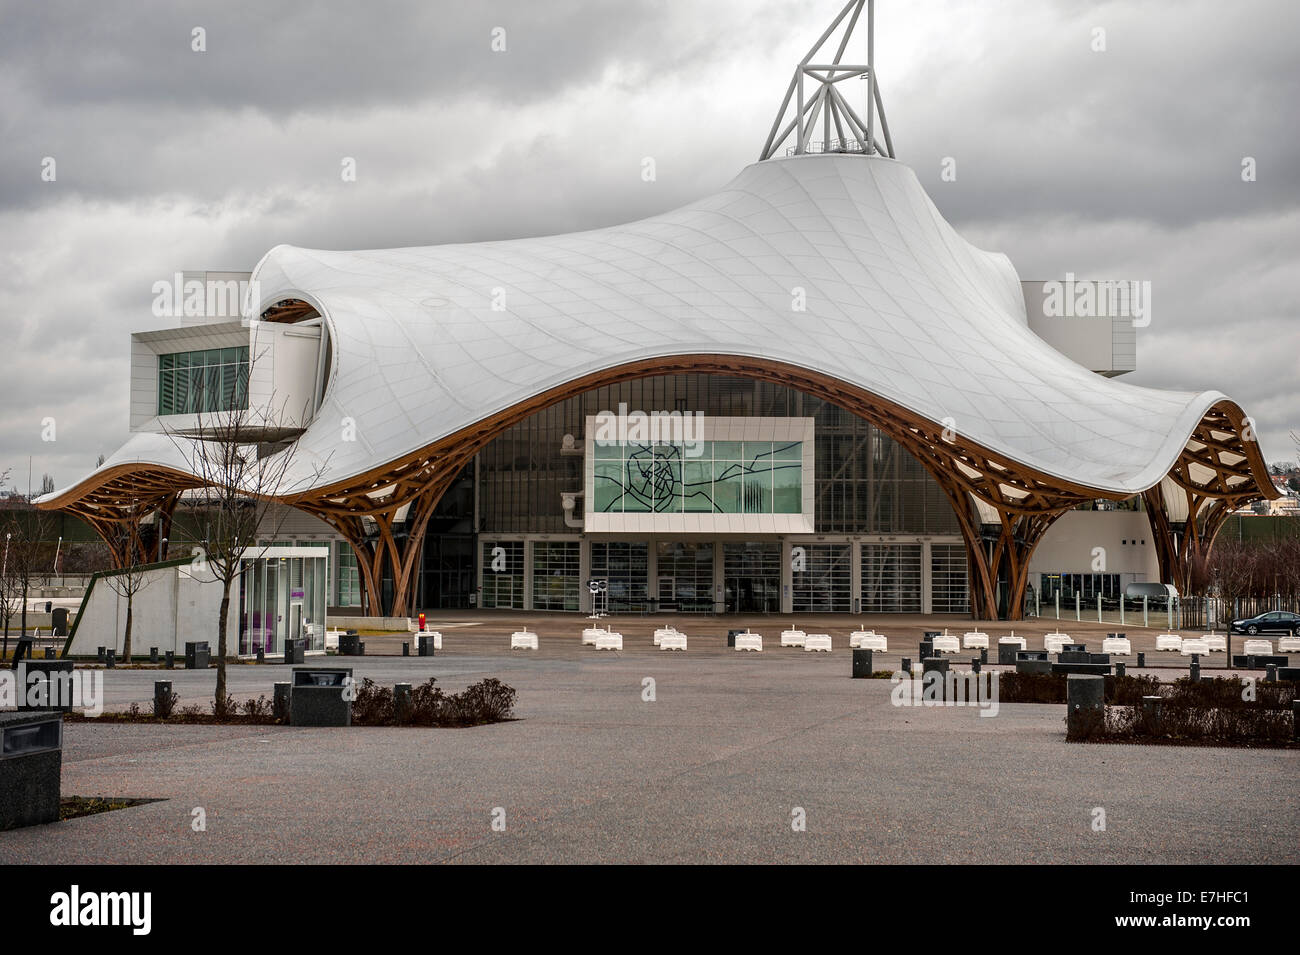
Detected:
[
  {"left": 735, "top": 632, "right": 763, "bottom": 652},
  {"left": 659, "top": 633, "right": 687, "bottom": 651},
  {"left": 510, "top": 630, "right": 539, "bottom": 650},
  {"left": 962, "top": 631, "right": 989, "bottom": 650},
  {"left": 804, "top": 633, "right": 832, "bottom": 652},
  {"left": 780, "top": 629, "right": 807, "bottom": 648},
  {"left": 1243, "top": 639, "right": 1274, "bottom": 656},
  {"left": 1043, "top": 632, "right": 1071, "bottom": 654},
  {"left": 931, "top": 633, "right": 960, "bottom": 654},
  {"left": 1155, "top": 633, "right": 1183, "bottom": 652}
]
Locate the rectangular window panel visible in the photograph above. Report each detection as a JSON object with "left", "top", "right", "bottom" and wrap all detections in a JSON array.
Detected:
[
  {"left": 480, "top": 540, "right": 524, "bottom": 609},
  {"left": 532, "top": 541, "right": 580, "bottom": 611},
  {"left": 792, "top": 543, "right": 852, "bottom": 613},
  {"left": 861, "top": 543, "right": 922, "bottom": 613},
  {"left": 930, "top": 543, "right": 970, "bottom": 613}
]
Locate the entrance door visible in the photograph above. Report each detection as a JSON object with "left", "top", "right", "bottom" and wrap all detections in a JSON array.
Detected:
[{"left": 658, "top": 576, "right": 675, "bottom": 609}]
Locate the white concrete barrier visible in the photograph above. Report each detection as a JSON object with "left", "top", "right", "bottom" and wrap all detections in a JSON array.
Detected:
[
  {"left": 850, "top": 630, "right": 887, "bottom": 651},
  {"left": 581, "top": 627, "right": 604, "bottom": 646},
  {"left": 659, "top": 633, "right": 687, "bottom": 651},
  {"left": 1203, "top": 633, "right": 1226, "bottom": 652},
  {"left": 595, "top": 631, "right": 623, "bottom": 651},
  {"left": 1155, "top": 633, "right": 1183, "bottom": 652},
  {"left": 1043, "top": 632, "right": 1071, "bottom": 654},
  {"left": 931, "top": 632, "right": 960, "bottom": 654},
  {"left": 510, "top": 630, "right": 538, "bottom": 650},
  {"left": 1243, "top": 638, "right": 1273, "bottom": 655},
  {"left": 804, "top": 633, "right": 832, "bottom": 652},
  {"left": 1180, "top": 638, "right": 1210, "bottom": 656},
  {"left": 1101, "top": 636, "right": 1131, "bottom": 655},
  {"left": 780, "top": 629, "right": 807, "bottom": 648},
  {"left": 962, "top": 631, "right": 989, "bottom": 650},
  {"left": 735, "top": 632, "right": 763, "bottom": 652}
]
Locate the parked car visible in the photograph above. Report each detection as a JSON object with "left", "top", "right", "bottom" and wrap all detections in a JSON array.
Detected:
[{"left": 1229, "top": 610, "right": 1300, "bottom": 636}]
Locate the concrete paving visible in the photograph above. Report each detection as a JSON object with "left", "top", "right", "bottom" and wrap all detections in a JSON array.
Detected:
[{"left": 4, "top": 613, "right": 1296, "bottom": 864}]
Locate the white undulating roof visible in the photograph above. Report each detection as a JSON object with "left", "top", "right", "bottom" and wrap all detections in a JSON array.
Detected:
[{"left": 48, "top": 154, "right": 1236, "bottom": 502}]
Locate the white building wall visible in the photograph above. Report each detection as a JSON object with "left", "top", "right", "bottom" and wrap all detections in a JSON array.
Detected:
[{"left": 1029, "top": 510, "right": 1160, "bottom": 584}]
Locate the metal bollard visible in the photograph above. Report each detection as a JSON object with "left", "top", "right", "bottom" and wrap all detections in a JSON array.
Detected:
[
  {"left": 105, "top": 649, "right": 116, "bottom": 668},
  {"left": 272, "top": 683, "right": 291, "bottom": 721},
  {"left": 150, "top": 647, "right": 159, "bottom": 664},
  {"left": 972, "top": 657, "right": 981, "bottom": 674},
  {"left": 165, "top": 650, "right": 175, "bottom": 669},
  {"left": 901, "top": 656, "right": 912, "bottom": 674},
  {"left": 1116, "top": 662, "right": 1126, "bottom": 678},
  {"left": 1190, "top": 661, "right": 1200, "bottom": 682},
  {"left": 1266, "top": 664, "right": 1278, "bottom": 683},
  {"left": 256, "top": 647, "right": 265, "bottom": 664},
  {"left": 980, "top": 647, "right": 988, "bottom": 665},
  {"left": 96, "top": 647, "right": 106, "bottom": 663},
  {"left": 402, "top": 642, "right": 409, "bottom": 657},
  {"left": 154, "top": 680, "right": 172, "bottom": 714},
  {"left": 1137, "top": 651, "right": 1145, "bottom": 668},
  {"left": 395, "top": 682, "right": 413, "bottom": 722}
]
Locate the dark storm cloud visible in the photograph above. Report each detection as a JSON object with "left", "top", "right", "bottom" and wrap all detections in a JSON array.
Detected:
[{"left": 0, "top": 0, "right": 1297, "bottom": 489}]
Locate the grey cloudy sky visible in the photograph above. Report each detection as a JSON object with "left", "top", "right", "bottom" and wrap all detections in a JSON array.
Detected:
[{"left": 1, "top": 0, "right": 1297, "bottom": 494}]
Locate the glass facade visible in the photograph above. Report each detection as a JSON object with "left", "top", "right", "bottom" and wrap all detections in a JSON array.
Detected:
[
  {"left": 158, "top": 346, "right": 249, "bottom": 416},
  {"left": 723, "top": 542, "right": 780, "bottom": 613},
  {"left": 237, "top": 548, "right": 328, "bottom": 655},
  {"left": 533, "top": 541, "right": 581, "bottom": 611},
  {"left": 590, "top": 541, "right": 649, "bottom": 611},
  {"left": 480, "top": 540, "right": 524, "bottom": 609},
  {"left": 405, "top": 372, "right": 973, "bottom": 615},
  {"left": 930, "top": 544, "right": 971, "bottom": 613},
  {"left": 792, "top": 543, "right": 853, "bottom": 613},
  {"left": 655, "top": 541, "right": 715, "bottom": 610},
  {"left": 478, "top": 374, "right": 959, "bottom": 536},
  {"left": 861, "top": 543, "right": 922, "bottom": 612}
]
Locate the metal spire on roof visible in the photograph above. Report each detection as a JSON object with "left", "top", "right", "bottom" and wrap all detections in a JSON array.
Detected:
[{"left": 759, "top": 0, "right": 894, "bottom": 161}]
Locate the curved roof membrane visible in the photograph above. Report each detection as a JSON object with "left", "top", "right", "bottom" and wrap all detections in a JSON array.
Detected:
[{"left": 41, "top": 154, "right": 1272, "bottom": 512}]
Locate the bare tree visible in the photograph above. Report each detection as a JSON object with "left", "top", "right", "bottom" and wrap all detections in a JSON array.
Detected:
[
  {"left": 164, "top": 346, "right": 327, "bottom": 715},
  {"left": 100, "top": 549, "right": 154, "bottom": 665},
  {"left": 2, "top": 507, "right": 55, "bottom": 658}
]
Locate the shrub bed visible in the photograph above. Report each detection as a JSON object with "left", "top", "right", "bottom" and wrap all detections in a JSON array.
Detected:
[{"left": 65, "top": 677, "right": 517, "bottom": 727}]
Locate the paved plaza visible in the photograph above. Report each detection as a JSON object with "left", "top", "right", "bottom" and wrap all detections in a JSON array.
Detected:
[{"left": 5, "top": 613, "right": 1297, "bottom": 864}]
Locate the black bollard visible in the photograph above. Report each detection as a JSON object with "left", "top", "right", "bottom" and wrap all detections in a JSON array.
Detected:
[
  {"left": 901, "top": 656, "right": 912, "bottom": 674},
  {"left": 1190, "top": 661, "right": 1200, "bottom": 682},
  {"left": 272, "top": 683, "right": 291, "bottom": 721},
  {"left": 395, "top": 682, "right": 413, "bottom": 721},
  {"left": 1266, "top": 663, "right": 1278, "bottom": 683},
  {"left": 154, "top": 680, "right": 172, "bottom": 715},
  {"left": 980, "top": 647, "right": 988, "bottom": 665},
  {"left": 1293, "top": 700, "right": 1300, "bottom": 742},
  {"left": 256, "top": 647, "right": 265, "bottom": 664},
  {"left": 851, "top": 648, "right": 873, "bottom": 678},
  {"left": 150, "top": 647, "right": 159, "bottom": 664},
  {"left": 403, "top": 642, "right": 409, "bottom": 657},
  {"left": 972, "top": 657, "right": 981, "bottom": 674},
  {"left": 97, "top": 647, "right": 106, "bottom": 663},
  {"left": 1137, "top": 651, "right": 1145, "bottom": 668},
  {"left": 1116, "top": 661, "right": 1126, "bottom": 678},
  {"left": 105, "top": 649, "right": 116, "bottom": 668},
  {"left": 165, "top": 650, "right": 175, "bottom": 669}
]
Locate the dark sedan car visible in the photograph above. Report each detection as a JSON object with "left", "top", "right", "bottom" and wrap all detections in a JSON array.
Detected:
[{"left": 1229, "top": 610, "right": 1300, "bottom": 635}]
